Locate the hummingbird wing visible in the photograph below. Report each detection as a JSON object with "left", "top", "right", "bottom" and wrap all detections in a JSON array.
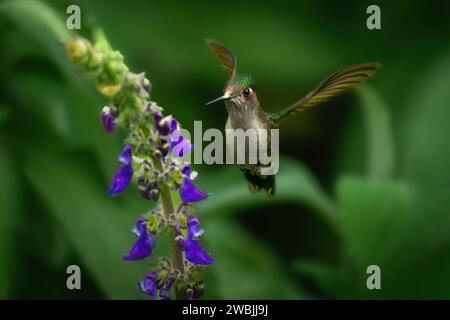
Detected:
[
  {"left": 206, "top": 38, "right": 237, "bottom": 77},
  {"left": 268, "top": 62, "right": 380, "bottom": 126}
]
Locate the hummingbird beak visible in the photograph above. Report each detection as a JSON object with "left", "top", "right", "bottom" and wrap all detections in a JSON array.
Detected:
[{"left": 205, "top": 93, "right": 231, "bottom": 106}]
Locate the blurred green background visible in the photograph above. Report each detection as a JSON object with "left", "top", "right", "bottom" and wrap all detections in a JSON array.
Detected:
[{"left": 1, "top": 0, "right": 450, "bottom": 299}]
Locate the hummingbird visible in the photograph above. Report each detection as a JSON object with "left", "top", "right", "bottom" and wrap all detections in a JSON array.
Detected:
[{"left": 205, "top": 39, "right": 380, "bottom": 196}]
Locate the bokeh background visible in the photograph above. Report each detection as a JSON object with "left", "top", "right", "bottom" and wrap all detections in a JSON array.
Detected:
[{"left": 1, "top": 0, "right": 450, "bottom": 299}]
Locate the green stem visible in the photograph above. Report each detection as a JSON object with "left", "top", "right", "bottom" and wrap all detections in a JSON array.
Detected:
[{"left": 153, "top": 157, "right": 185, "bottom": 299}]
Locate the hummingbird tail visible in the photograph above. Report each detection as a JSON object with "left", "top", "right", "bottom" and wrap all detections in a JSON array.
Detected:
[{"left": 243, "top": 171, "right": 276, "bottom": 197}]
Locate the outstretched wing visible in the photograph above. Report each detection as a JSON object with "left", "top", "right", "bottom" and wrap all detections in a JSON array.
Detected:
[
  {"left": 268, "top": 62, "right": 381, "bottom": 126},
  {"left": 206, "top": 38, "right": 237, "bottom": 77}
]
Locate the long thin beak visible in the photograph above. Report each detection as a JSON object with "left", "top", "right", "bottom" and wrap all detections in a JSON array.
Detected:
[{"left": 205, "top": 93, "right": 231, "bottom": 106}]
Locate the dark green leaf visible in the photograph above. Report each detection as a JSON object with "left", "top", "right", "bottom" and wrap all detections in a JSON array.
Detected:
[
  {"left": 204, "top": 218, "right": 302, "bottom": 299},
  {"left": 24, "top": 146, "right": 149, "bottom": 299},
  {"left": 199, "top": 156, "right": 337, "bottom": 228}
]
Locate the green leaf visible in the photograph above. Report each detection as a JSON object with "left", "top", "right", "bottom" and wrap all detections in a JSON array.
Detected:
[
  {"left": 9, "top": 71, "right": 119, "bottom": 178},
  {"left": 1, "top": 0, "right": 120, "bottom": 179},
  {"left": 198, "top": 156, "right": 337, "bottom": 228},
  {"left": 0, "top": 0, "right": 69, "bottom": 52},
  {"left": 293, "top": 259, "right": 350, "bottom": 298},
  {"left": 337, "top": 176, "right": 412, "bottom": 267},
  {"left": 23, "top": 146, "right": 149, "bottom": 299},
  {"left": 400, "top": 51, "right": 450, "bottom": 187},
  {"left": 203, "top": 218, "right": 302, "bottom": 299},
  {"left": 357, "top": 86, "right": 395, "bottom": 179},
  {"left": 0, "top": 147, "right": 19, "bottom": 298}
]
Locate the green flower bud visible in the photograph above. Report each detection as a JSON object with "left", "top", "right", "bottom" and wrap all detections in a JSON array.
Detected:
[
  {"left": 66, "top": 38, "right": 90, "bottom": 65},
  {"left": 84, "top": 48, "right": 104, "bottom": 77}
]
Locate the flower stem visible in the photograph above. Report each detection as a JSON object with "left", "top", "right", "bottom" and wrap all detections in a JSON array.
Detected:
[{"left": 152, "top": 157, "right": 185, "bottom": 299}]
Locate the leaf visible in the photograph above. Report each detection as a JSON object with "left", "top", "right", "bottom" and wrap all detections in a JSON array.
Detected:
[
  {"left": 203, "top": 218, "right": 303, "bottom": 299},
  {"left": 23, "top": 145, "right": 149, "bottom": 299},
  {"left": 293, "top": 259, "right": 350, "bottom": 298},
  {"left": 9, "top": 71, "right": 119, "bottom": 178},
  {"left": 400, "top": 51, "right": 450, "bottom": 187},
  {"left": 337, "top": 176, "right": 412, "bottom": 267},
  {"left": 1, "top": 0, "right": 120, "bottom": 178},
  {"left": 0, "top": 0, "right": 70, "bottom": 59},
  {"left": 357, "top": 86, "right": 395, "bottom": 179},
  {"left": 0, "top": 147, "right": 19, "bottom": 298},
  {"left": 198, "top": 156, "right": 337, "bottom": 228}
]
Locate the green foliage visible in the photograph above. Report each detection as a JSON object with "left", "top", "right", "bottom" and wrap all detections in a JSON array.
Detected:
[
  {"left": 0, "top": 148, "right": 19, "bottom": 298},
  {"left": 400, "top": 52, "right": 450, "bottom": 187},
  {"left": 0, "top": 0, "right": 449, "bottom": 299},
  {"left": 24, "top": 146, "right": 149, "bottom": 299}
]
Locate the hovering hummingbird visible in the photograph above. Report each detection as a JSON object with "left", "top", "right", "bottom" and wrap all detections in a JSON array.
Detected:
[{"left": 205, "top": 39, "right": 380, "bottom": 196}]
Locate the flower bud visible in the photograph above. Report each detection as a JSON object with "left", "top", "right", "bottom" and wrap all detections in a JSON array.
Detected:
[
  {"left": 101, "top": 106, "right": 117, "bottom": 133},
  {"left": 66, "top": 38, "right": 89, "bottom": 65},
  {"left": 138, "top": 178, "right": 160, "bottom": 201},
  {"left": 134, "top": 73, "right": 152, "bottom": 98},
  {"left": 85, "top": 48, "right": 103, "bottom": 77},
  {"left": 193, "top": 281, "right": 205, "bottom": 299},
  {"left": 185, "top": 287, "right": 194, "bottom": 300}
]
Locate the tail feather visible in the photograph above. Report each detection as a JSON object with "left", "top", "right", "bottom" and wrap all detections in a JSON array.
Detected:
[{"left": 243, "top": 171, "right": 276, "bottom": 197}]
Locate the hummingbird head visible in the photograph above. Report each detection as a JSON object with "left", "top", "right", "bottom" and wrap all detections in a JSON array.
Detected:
[
  {"left": 205, "top": 39, "right": 259, "bottom": 108},
  {"left": 206, "top": 73, "right": 258, "bottom": 108}
]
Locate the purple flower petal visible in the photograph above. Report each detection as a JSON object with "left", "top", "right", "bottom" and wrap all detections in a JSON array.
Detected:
[
  {"left": 118, "top": 145, "right": 133, "bottom": 166},
  {"left": 138, "top": 272, "right": 158, "bottom": 300},
  {"left": 108, "top": 145, "right": 134, "bottom": 195},
  {"left": 153, "top": 111, "right": 162, "bottom": 123},
  {"left": 185, "top": 239, "right": 214, "bottom": 265},
  {"left": 170, "top": 117, "right": 179, "bottom": 133},
  {"left": 123, "top": 219, "right": 157, "bottom": 261},
  {"left": 108, "top": 164, "right": 133, "bottom": 195},
  {"left": 182, "top": 164, "right": 191, "bottom": 176},
  {"left": 155, "top": 115, "right": 173, "bottom": 136},
  {"left": 171, "top": 136, "right": 193, "bottom": 157},
  {"left": 187, "top": 217, "right": 205, "bottom": 240},
  {"left": 159, "top": 278, "right": 175, "bottom": 300},
  {"left": 101, "top": 106, "right": 117, "bottom": 133},
  {"left": 179, "top": 177, "right": 208, "bottom": 203},
  {"left": 135, "top": 216, "right": 147, "bottom": 235}
]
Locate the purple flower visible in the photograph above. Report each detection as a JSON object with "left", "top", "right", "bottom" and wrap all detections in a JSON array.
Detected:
[
  {"left": 123, "top": 217, "right": 157, "bottom": 261},
  {"left": 153, "top": 112, "right": 194, "bottom": 158},
  {"left": 101, "top": 106, "right": 117, "bottom": 133},
  {"left": 154, "top": 114, "right": 176, "bottom": 136},
  {"left": 185, "top": 239, "right": 214, "bottom": 265},
  {"left": 187, "top": 217, "right": 205, "bottom": 239},
  {"left": 109, "top": 145, "right": 134, "bottom": 195},
  {"left": 171, "top": 136, "right": 193, "bottom": 157},
  {"left": 167, "top": 118, "right": 193, "bottom": 157},
  {"left": 118, "top": 145, "right": 133, "bottom": 166},
  {"left": 159, "top": 278, "right": 175, "bottom": 300},
  {"left": 138, "top": 272, "right": 158, "bottom": 300},
  {"left": 179, "top": 165, "right": 208, "bottom": 203},
  {"left": 184, "top": 217, "right": 214, "bottom": 266}
]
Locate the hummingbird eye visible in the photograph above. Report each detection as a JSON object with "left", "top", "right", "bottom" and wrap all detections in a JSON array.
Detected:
[{"left": 242, "top": 87, "right": 251, "bottom": 97}]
